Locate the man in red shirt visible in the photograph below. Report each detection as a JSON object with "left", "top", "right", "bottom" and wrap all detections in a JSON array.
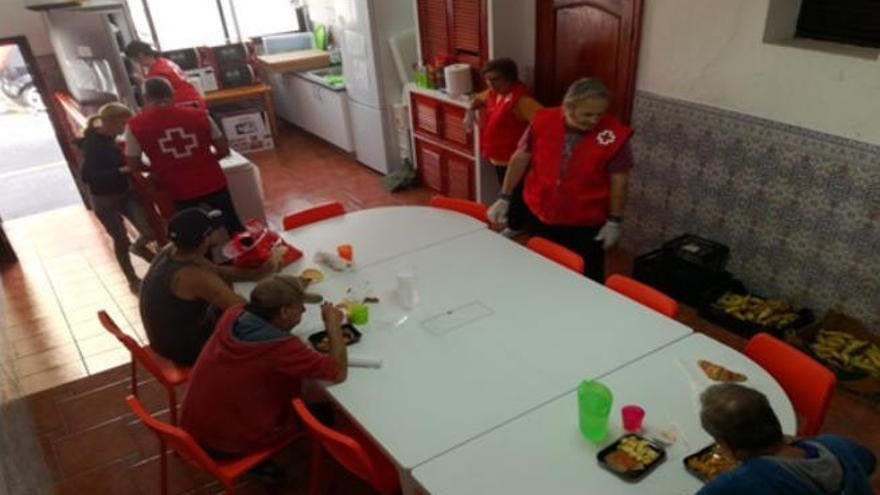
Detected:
[
  {"left": 181, "top": 275, "right": 347, "bottom": 457},
  {"left": 125, "top": 41, "right": 206, "bottom": 109},
  {"left": 125, "top": 77, "right": 244, "bottom": 234}
]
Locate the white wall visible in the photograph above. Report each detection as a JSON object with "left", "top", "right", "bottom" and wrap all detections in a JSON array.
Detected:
[
  {"left": 0, "top": 0, "right": 53, "bottom": 55},
  {"left": 636, "top": 0, "right": 880, "bottom": 145},
  {"left": 489, "top": 0, "right": 535, "bottom": 88}
]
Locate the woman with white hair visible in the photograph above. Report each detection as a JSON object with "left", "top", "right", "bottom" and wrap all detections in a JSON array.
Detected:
[{"left": 488, "top": 78, "right": 634, "bottom": 282}]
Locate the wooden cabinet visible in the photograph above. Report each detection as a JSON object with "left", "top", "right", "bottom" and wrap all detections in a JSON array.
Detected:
[
  {"left": 411, "top": 93, "right": 473, "bottom": 153},
  {"left": 416, "top": 0, "right": 488, "bottom": 74},
  {"left": 410, "top": 89, "right": 477, "bottom": 200},
  {"left": 535, "top": 0, "right": 643, "bottom": 123}
]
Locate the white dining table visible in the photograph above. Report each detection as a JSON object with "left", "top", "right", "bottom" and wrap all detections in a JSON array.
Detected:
[
  {"left": 237, "top": 211, "right": 693, "bottom": 473},
  {"left": 236, "top": 206, "right": 487, "bottom": 294},
  {"left": 411, "top": 332, "right": 798, "bottom": 495}
]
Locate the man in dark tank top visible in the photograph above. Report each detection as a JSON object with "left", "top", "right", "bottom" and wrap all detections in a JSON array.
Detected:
[{"left": 139, "top": 208, "right": 282, "bottom": 365}]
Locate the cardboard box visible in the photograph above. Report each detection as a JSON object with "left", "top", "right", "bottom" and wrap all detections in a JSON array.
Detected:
[
  {"left": 787, "top": 311, "right": 880, "bottom": 405},
  {"left": 257, "top": 49, "right": 330, "bottom": 73},
  {"left": 220, "top": 110, "right": 274, "bottom": 153}
]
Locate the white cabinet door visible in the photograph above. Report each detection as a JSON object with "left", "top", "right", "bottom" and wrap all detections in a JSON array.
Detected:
[
  {"left": 310, "top": 86, "right": 355, "bottom": 152},
  {"left": 282, "top": 74, "right": 304, "bottom": 128}
]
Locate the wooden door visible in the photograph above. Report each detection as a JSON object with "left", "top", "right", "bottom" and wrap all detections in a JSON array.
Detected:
[{"left": 535, "top": 0, "right": 643, "bottom": 123}]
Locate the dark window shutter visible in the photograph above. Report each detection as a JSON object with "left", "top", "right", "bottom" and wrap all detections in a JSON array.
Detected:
[
  {"left": 418, "top": 0, "right": 450, "bottom": 61},
  {"left": 796, "top": 0, "right": 880, "bottom": 48},
  {"left": 452, "top": 0, "right": 481, "bottom": 54}
]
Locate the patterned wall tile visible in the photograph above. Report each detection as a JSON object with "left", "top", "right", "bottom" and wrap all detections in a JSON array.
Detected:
[{"left": 625, "top": 92, "right": 880, "bottom": 331}]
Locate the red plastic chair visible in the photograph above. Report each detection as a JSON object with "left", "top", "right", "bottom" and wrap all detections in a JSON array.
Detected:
[
  {"left": 282, "top": 201, "right": 346, "bottom": 230},
  {"left": 429, "top": 195, "right": 489, "bottom": 225},
  {"left": 292, "top": 399, "right": 400, "bottom": 495},
  {"left": 605, "top": 274, "right": 680, "bottom": 319},
  {"left": 98, "top": 311, "right": 191, "bottom": 425},
  {"left": 744, "top": 333, "right": 836, "bottom": 436},
  {"left": 127, "top": 395, "right": 299, "bottom": 495},
  {"left": 526, "top": 237, "right": 585, "bottom": 274}
]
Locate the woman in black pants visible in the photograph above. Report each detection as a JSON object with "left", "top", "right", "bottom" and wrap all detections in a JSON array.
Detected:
[{"left": 79, "top": 103, "right": 155, "bottom": 293}]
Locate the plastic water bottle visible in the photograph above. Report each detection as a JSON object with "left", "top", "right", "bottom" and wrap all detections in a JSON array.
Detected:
[{"left": 578, "top": 380, "right": 613, "bottom": 442}]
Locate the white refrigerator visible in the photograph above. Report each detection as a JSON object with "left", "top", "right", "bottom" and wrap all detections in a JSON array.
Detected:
[{"left": 337, "top": 0, "right": 414, "bottom": 175}]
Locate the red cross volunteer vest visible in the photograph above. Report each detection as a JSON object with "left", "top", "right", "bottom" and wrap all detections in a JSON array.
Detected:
[
  {"left": 128, "top": 105, "right": 227, "bottom": 200},
  {"left": 480, "top": 82, "right": 531, "bottom": 163},
  {"left": 523, "top": 107, "right": 632, "bottom": 226},
  {"left": 148, "top": 58, "right": 206, "bottom": 110}
]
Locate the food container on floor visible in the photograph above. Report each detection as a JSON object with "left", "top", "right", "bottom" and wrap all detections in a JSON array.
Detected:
[
  {"left": 787, "top": 311, "right": 880, "bottom": 404},
  {"left": 698, "top": 280, "right": 814, "bottom": 338}
]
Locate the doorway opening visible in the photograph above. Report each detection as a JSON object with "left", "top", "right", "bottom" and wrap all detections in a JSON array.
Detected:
[{"left": 0, "top": 40, "right": 81, "bottom": 221}]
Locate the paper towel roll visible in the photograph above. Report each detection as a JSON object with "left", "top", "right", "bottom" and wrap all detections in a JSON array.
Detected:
[{"left": 444, "top": 63, "right": 473, "bottom": 97}]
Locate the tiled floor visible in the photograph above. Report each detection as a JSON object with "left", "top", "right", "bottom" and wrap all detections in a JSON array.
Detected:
[{"left": 2, "top": 124, "right": 879, "bottom": 494}]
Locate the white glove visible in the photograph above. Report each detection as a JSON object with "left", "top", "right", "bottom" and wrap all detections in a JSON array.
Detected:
[
  {"left": 487, "top": 198, "right": 510, "bottom": 225},
  {"left": 462, "top": 109, "right": 476, "bottom": 132},
  {"left": 594, "top": 220, "right": 622, "bottom": 250}
]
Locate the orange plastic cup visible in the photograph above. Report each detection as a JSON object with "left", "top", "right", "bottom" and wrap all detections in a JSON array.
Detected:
[{"left": 337, "top": 244, "right": 353, "bottom": 262}]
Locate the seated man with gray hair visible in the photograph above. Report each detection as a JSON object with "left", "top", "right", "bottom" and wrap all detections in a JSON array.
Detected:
[{"left": 697, "top": 383, "right": 876, "bottom": 495}]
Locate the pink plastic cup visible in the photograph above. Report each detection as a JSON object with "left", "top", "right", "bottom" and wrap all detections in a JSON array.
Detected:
[{"left": 621, "top": 405, "right": 645, "bottom": 432}]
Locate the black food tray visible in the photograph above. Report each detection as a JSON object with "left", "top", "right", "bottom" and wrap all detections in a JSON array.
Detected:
[
  {"left": 308, "top": 324, "right": 361, "bottom": 352},
  {"left": 596, "top": 434, "right": 666, "bottom": 482},
  {"left": 683, "top": 443, "right": 737, "bottom": 483},
  {"left": 698, "top": 281, "right": 815, "bottom": 338}
]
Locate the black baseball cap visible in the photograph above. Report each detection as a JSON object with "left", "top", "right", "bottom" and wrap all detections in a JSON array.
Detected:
[{"left": 167, "top": 208, "right": 224, "bottom": 248}]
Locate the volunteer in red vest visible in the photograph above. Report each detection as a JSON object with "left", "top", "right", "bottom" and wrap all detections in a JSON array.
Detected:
[
  {"left": 125, "top": 41, "right": 206, "bottom": 110},
  {"left": 466, "top": 58, "right": 542, "bottom": 238},
  {"left": 488, "top": 78, "right": 634, "bottom": 282},
  {"left": 125, "top": 77, "right": 244, "bottom": 235}
]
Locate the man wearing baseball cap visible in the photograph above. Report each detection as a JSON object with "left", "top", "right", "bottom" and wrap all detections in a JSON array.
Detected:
[
  {"left": 139, "top": 207, "right": 281, "bottom": 365},
  {"left": 181, "top": 275, "right": 347, "bottom": 458}
]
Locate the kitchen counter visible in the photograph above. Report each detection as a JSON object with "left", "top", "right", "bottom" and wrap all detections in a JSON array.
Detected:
[{"left": 406, "top": 83, "right": 472, "bottom": 108}]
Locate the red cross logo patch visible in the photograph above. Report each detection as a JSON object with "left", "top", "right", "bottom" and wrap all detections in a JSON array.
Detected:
[{"left": 158, "top": 127, "right": 198, "bottom": 158}]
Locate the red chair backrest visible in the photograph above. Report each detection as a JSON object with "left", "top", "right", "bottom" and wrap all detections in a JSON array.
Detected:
[
  {"left": 526, "top": 237, "right": 585, "bottom": 274},
  {"left": 98, "top": 311, "right": 174, "bottom": 387},
  {"left": 126, "top": 395, "right": 228, "bottom": 482},
  {"left": 429, "top": 195, "right": 489, "bottom": 224},
  {"left": 605, "top": 274, "right": 679, "bottom": 319},
  {"left": 282, "top": 202, "right": 346, "bottom": 230},
  {"left": 292, "top": 399, "right": 382, "bottom": 486},
  {"left": 744, "top": 333, "right": 836, "bottom": 436}
]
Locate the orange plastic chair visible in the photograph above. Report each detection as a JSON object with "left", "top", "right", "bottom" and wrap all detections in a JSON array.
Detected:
[
  {"left": 744, "top": 333, "right": 836, "bottom": 436},
  {"left": 127, "top": 395, "right": 299, "bottom": 495},
  {"left": 429, "top": 195, "right": 489, "bottom": 225},
  {"left": 526, "top": 237, "right": 585, "bottom": 274},
  {"left": 282, "top": 201, "right": 346, "bottom": 230},
  {"left": 292, "top": 399, "right": 400, "bottom": 495},
  {"left": 605, "top": 274, "right": 680, "bottom": 319},
  {"left": 98, "top": 311, "right": 191, "bottom": 425}
]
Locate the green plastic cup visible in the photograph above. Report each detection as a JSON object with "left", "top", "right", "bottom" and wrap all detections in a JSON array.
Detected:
[
  {"left": 578, "top": 380, "right": 613, "bottom": 442},
  {"left": 349, "top": 304, "right": 369, "bottom": 325}
]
